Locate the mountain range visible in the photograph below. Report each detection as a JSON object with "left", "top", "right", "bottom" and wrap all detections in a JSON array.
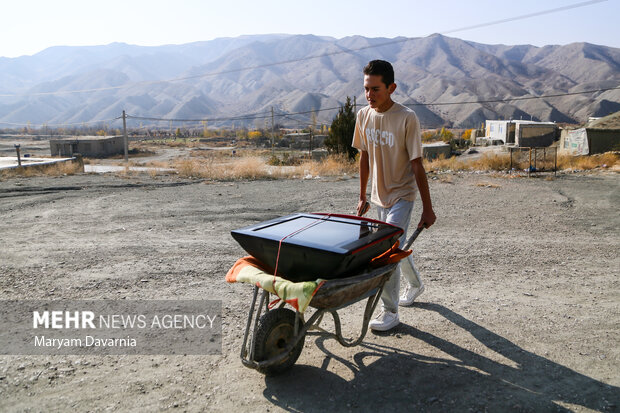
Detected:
[{"left": 0, "top": 33, "right": 619, "bottom": 129}]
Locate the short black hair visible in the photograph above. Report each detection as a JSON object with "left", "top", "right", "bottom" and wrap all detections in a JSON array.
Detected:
[{"left": 363, "top": 60, "right": 394, "bottom": 88}]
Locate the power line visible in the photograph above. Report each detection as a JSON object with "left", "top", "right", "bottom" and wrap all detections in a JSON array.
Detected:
[
  {"left": 125, "top": 108, "right": 336, "bottom": 124},
  {"left": 0, "top": 0, "right": 606, "bottom": 98},
  {"left": 126, "top": 109, "right": 276, "bottom": 123},
  {"left": 2, "top": 85, "right": 615, "bottom": 129},
  {"left": 404, "top": 85, "right": 620, "bottom": 106},
  {"left": 442, "top": 0, "right": 607, "bottom": 36},
  {"left": 0, "top": 117, "right": 121, "bottom": 128},
  {"left": 120, "top": 85, "right": 620, "bottom": 125}
]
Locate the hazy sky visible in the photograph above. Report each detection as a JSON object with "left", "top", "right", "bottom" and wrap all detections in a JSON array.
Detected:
[{"left": 1, "top": 0, "right": 618, "bottom": 58}]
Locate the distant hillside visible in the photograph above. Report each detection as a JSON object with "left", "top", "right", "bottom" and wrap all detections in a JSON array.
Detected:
[{"left": 0, "top": 34, "right": 619, "bottom": 128}]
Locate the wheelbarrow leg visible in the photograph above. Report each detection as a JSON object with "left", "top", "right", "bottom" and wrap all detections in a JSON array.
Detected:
[
  {"left": 329, "top": 282, "right": 385, "bottom": 347},
  {"left": 240, "top": 286, "right": 259, "bottom": 362},
  {"left": 241, "top": 286, "right": 270, "bottom": 366}
]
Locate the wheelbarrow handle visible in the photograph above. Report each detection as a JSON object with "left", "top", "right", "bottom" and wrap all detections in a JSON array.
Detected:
[{"left": 403, "top": 227, "right": 424, "bottom": 250}]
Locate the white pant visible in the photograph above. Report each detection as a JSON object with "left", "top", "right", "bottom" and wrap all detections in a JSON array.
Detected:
[{"left": 376, "top": 199, "right": 423, "bottom": 313}]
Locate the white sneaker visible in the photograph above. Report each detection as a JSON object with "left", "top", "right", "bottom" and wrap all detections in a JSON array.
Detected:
[
  {"left": 399, "top": 283, "right": 425, "bottom": 307},
  {"left": 369, "top": 310, "right": 399, "bottom": 331}
]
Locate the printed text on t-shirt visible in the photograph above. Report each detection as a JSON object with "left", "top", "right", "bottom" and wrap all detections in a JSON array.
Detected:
[{"left": 365, "top": 128, "right": 394, "bottom": 148}]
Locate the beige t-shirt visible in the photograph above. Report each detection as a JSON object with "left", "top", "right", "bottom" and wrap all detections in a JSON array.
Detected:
[{"left": 352, "top": 102, "right": 422, "bottom": 208}]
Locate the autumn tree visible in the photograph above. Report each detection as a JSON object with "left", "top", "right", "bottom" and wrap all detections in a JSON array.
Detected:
[
  {"left": 439, "top": 127, "right": 454, "bottom": 142},
  {"left": 462, "top": 129, "right": 474, "bottom": 140},
  {"left": 248, "top": 130, "right": 262, "bottom": 140},
  {"left": 325, "top": 97, "right": 357, "bottom": 160}
]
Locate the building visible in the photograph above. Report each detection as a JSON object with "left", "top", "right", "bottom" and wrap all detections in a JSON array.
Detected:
[
  {"left": 50, "top": 136, "right": 124, "bottom": 157},
  {"left": 484, "top": 120, "right": 557, "bottom": 147},
  {"left": 422, "top": 142, "right": 451, "bottom": 159},
  {"left": 281, "top": 133, "right": 326, "bottom": 149},
  {"left": 559, "top": 111, "right": 620, "bottom": 155}
]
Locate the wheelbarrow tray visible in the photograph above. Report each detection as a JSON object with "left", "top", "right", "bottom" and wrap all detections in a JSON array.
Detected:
[
  {"left": 310, "top": 263, "right": 396, "bottom": 309},
  {"left": 231, "top": 213, "right": 403, "bottom": 282}
]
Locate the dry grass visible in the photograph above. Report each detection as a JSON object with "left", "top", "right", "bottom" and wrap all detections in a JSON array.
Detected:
[
  {"left": 232, "top": 157, "right": 274, "bottom": 179},
  {"left": 0, "top": 160, "right": 83, "bottom": 178},
  {"left": 424, "top": 154, "right": 466, "bottom": 172},
  {"left": 422, "top": 152, "right": 514, "bottom": 176},
  {"left": 169, "top": 153, "right": 357, "bottom": 180},
  {"left": 300, "top": 154, "right": 358, "bottom": 177},
  {"left": 4, "top": 149, "right": 616, "bottom": 182},
  {"left": 556, "top": 152, "right": 619, "bottom": 170},
  {"left": 190, "top": 150, "right": 235, "bottom": 160},
  {"left": 425, "top": 151, "right": 620, "bottom": 173},
  {"left": 173, "top": 156, "right": 276, "bottom": 180},
  {"left": 169, "top": 151, "right": 620, "bottom": 181},
  {"left": 469, "top": 153, "right": 512, "bottom": 171}
]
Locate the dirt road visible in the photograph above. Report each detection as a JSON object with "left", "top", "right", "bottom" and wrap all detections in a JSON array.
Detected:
[{"left": 0, "top": 171, "right": 618, "bottom": 412}]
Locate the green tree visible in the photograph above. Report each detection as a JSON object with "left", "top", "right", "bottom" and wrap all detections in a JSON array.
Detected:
[{"left": 325, "top": 97, "right": 357, "bottom": 160}]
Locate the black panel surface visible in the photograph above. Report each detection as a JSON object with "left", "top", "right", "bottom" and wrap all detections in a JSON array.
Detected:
[{"left": 231, "top": 213, "right": 402, "bottom": 281}]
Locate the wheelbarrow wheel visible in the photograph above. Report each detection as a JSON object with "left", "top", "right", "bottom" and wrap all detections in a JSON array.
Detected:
[{"left": 253, "top": 308, "right": 305, "bottom": 376}]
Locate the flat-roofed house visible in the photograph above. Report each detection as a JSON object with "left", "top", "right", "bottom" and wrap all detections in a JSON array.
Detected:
[
  {"left": 484, "top": 120, "right": 557, "bottom": 147},
  {"left": 559, "top": 111, "right": 620, "bottom": 155},
  {"left": 50, "top": 136, "right": 124, "bottom": 157}
]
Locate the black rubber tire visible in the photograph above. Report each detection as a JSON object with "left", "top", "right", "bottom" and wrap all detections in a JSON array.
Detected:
[{"left": 253, "top": 308, "right": 305, "bottom": 376}]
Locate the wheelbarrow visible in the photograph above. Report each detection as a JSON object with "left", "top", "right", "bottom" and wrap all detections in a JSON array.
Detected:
[{"left": 238, "top": 227, "right": 423, "bottom": 375}]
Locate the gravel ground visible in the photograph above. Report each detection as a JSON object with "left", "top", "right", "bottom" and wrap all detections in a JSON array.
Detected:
[{"left": 0, "top": 170, "right": 618, "bottom": 412}]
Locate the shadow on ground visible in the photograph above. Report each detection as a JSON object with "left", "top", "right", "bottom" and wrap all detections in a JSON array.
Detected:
[{"left": 262, "top": 303, "right": 618, "bottom": 412}]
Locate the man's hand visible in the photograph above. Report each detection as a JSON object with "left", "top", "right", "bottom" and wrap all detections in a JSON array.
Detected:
[
  {"left": 418, "top": 208, "right": 436, "bottom": 229},
  {"left": 411, "top": 157, "right": 436, "bottom": 229},
  {"left": 357, "top": 198, "right": 370, "bottom": 216}
]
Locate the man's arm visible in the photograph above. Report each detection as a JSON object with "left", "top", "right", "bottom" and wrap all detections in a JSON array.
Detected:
[
  {"left": 411, "top": 157, "right": 436, "bottom": 229},
  {"left": 357, "top": 150, "right": 370, "bottom": 216}
]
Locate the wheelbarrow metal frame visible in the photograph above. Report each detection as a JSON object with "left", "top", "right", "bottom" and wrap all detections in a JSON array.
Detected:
[{"left": 240, "top": 263, "right": 398, "bottom": 371}]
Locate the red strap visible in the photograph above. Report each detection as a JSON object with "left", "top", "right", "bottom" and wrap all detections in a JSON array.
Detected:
[{"left": 271, "top": 214, "right": 332, "bottom": 302}]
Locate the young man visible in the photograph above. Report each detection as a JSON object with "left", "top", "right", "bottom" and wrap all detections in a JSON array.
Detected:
[{"left": 352, "top": 60, "right": 436, "bottom": 331}]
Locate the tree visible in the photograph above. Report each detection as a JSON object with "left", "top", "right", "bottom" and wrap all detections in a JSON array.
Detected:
[
  {"left": 236, "top": 128, "right": 248, "bottom": 140},
  {"left": 248, "top": 130, "right": 262, "bottom": 140},
  {"left": 309, "top": 110, "right": 317, "bottom": 133},
  {"left": 325, "top": 97, "right": 357, "bottom": 160},
  {"left": 439, "top": 127, "right": 454, "bottom": 142}
]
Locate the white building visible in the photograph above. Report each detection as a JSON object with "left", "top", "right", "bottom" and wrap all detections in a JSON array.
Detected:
[{"left": 484, "top": 120, "right": 557, "bottom": 147}]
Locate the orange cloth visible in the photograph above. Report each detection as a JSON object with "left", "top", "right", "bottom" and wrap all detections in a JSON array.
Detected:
[{"left": 369, "top": 240, "right": 412, "bottom": 268}]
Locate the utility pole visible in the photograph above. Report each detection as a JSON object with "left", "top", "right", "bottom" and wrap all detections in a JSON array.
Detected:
[
  {"left": 271, "top": 106, "right": 275, "bottom": 155},
  {"left": 122, "top": 110, "right": 128, "bottom": 162},
  {"left": 14, "top": 144, "right": 21, "bottom": 166},
  {"left": 309, "top": 110, "right": 317, "bottom": 158}
]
